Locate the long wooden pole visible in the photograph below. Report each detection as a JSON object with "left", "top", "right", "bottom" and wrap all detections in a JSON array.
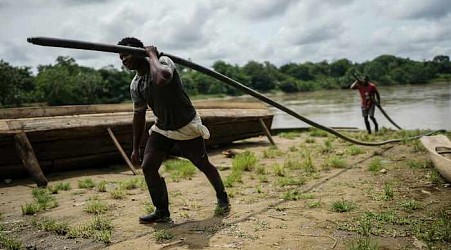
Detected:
[
  {"left": 258, "top": 118, "right": 276, "bottom": 146},
  {"left": 27, "top": 37, "right": 440, "bottom": 146},
  {"left": 107, "top": 127, "right": 139, "bottom": 175}
]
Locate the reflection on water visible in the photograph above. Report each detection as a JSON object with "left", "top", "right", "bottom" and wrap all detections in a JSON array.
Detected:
[{"left": 225, "top": 83, "right": 451, "bottom": 130}]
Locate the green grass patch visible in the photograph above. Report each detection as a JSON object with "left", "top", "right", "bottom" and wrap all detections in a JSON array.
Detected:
[
  {"left": 272, "top": 163, "right": 286, "bottom": 177},
  {"left": 383, "top": 183, "right": 394, "bottom": 201},
  {"left": 68, "top": 216, "right": 113, "bottom": 244},
  {"left": 282, "top": 190, "right": 303, "bottom": 200},
  {"left": 283, "top": 157, "right": 302, "bottom": 170},
  {"left": 32, "top": 188, "right": 58, "bottom": 209},
  {"left": 0, "top": 232, "right": 23, "bottom": 250},
  {"left": 331, "top": 199, "right": 355, "bottom": 212},
  {"left": 367, "top": 158, "right": 382, "bottom": 172},
  {"left": 32, "top": 217, "right": 69, "bottom": 235},
  {"left": 263, "top": 146, "right": 283, "bottom": 158},
  {"left": 232, "top": 151, "right": 257, "bottom": 172},
  {"left": 319, "top": 139, "right": 333, "bottom": 153},
  {"left": 276, "top": 177, "right": 305, "bottom": 187},
  {"left": 305, "top": 138, "right": 315, "bottom": 143},
  {"left": 96, "top": 180, "right": 108, "bottom": 192},
  {"left": 323, "top": 156, "right": 346, "bottom": 169},
  {"left": 78, "top": 178, "right": 96, "bottom": 189},
  {"left": 309, "top": 129, "right": 328, "bottom": 137},
  {"left": 430, "top": 169, "right": 445, "bottom": 185},
  {"left": 346, "top": 236, "right": 379, "bottom": 250},
  {"left": 142, "top": 201, "right": 155, "bottom": 214},
  {"left": 308, "top": 200, "right": 321, "bottom": 208},
  {"left": 255, "top": 166, "right": 266, "bottom": 175},
  {"left": 288, "top": 145, "right": 299, "bottom": 152},
  {"left": 399, "top": 199, "right": 422, "bottom": 211},
  {"left": 258, "top": 174, "right": 268, "bottom": 183},
  {"left": 164, "top": 159, "right": 197, "bottom": 182},
  {"left": 301, "top": 152, "right": 316, "bottom": 173},
  {"left": 110, "top": 188, "right": 126, "bottom": 199},
  {"left": 120, "top": 178, "right": 141, "bottom": 190},
  {"left": 84, "top": 197, "right": 109, "bottom": 214},
  {"left": 278, "top": 131, "right": 300, "bottom": 139},
  {"left": 21, "top": 188, "right": 58, "bottom": 215},
  {"left": 347, "top": 145, "right": 364, "bottom": 155},
  {"left": 414, "top": 210, "right": 450, "bottom": 245},
  {"left": 410, "top": 139, "right": 426, "bottom": 152},
  {"left": 406, "top": 160, "right": 426, "bottom": 169},
  {"left": 224, "top": 171, "right": 242, "bottom": 187},
  {"left": 154, "top": 229, "right": 174, "bottom": 242},
  {"left": 48, "top": 182, "right": 71, "bottom": 194}
]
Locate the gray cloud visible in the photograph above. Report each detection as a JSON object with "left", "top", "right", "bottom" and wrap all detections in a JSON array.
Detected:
[
  {"left": 233, "top": 0, "right": 297, "bottom": 20},
  {"left": 1, "top": 0, "right": 449, "bottom": 72},
  {"left": 379, "top": 0, "right": 451, "bottom": 20}
]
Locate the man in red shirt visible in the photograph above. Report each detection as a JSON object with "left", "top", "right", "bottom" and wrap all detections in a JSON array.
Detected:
[{"left": 350, "top": 76, "right": 381, "bottom": 134}]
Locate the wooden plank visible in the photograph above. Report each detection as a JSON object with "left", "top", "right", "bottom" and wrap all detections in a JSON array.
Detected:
[
  {"left": 0, "top": 101, "right": 266, "bottom": 119},
  {"left": 0, "top": 103, "right": 133, "bottom": 119}
]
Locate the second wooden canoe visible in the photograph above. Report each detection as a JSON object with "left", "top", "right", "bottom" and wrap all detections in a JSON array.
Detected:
[{"left": 420, "top": 134, "right": 451, "bottom": 183}]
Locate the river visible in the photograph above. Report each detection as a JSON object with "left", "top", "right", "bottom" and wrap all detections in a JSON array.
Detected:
[{"left": 226, "top": 83, "right": 451, "bottom": 131}]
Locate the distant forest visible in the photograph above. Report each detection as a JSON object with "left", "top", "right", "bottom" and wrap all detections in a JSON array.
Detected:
[{"left": 0, "top": 54, "right": 450, "bottom": 107}]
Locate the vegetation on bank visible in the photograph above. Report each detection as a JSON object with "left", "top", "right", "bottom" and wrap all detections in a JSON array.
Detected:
[{"left": 0, "top": 54, "right": 450, "bottom": 107}]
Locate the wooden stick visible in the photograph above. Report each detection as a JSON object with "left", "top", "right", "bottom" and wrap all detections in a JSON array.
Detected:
[
  {"left": 14, "top": 132, "right": 48, "bottom": 187},
  {"left": 107, "top": 127, "right": 139, "bottom": 175},
  {"left": 258, "top": 118, "right": 276, "bottom": 146}
]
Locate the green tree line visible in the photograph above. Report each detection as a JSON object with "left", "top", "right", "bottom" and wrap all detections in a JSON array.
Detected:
[{"left": 0, "top": 54, "right": 450, "bottom": 108}]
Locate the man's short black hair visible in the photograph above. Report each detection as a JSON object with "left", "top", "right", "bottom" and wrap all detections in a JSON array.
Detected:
[{"left": 118, "top": 37, "right": 144, "bottom": 48}]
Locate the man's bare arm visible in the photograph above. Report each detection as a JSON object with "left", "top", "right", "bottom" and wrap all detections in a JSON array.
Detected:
[
  {"left": 145, "top": 46, "right": 173, "bottom": 87},
  {"left": 131, "top": 111, "right": 146, "bottom": 165}
]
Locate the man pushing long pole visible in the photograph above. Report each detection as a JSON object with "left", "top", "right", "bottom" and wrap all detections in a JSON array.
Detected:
[{"left": 27, "top": 37, "right": 433, "bottom": 146}]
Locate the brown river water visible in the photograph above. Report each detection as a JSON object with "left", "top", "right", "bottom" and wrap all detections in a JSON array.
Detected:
[{"left": 224, "top": 83, "right": 451, "bottom": 131}]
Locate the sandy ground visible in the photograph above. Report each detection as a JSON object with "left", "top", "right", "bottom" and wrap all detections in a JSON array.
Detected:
[{"left": 0, "top": 130, "right": 450, "bottom": 250}]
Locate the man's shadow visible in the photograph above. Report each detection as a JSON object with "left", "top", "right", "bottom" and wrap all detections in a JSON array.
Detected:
[{"left": 145, "top": 215, "right": 229, "bottom": 249}]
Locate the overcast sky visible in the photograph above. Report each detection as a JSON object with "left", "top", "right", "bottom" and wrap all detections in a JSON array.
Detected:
[{"left": 1, "top": 0, "right": 450, "bottom": 73}]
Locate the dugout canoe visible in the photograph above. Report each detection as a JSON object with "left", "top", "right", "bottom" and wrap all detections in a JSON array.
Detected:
[
  {"left": 420, "top": 135, "right": 451, "bottom": 183},
  {"left": 0, "top": 101, "right": 273, "bottom": 181}
]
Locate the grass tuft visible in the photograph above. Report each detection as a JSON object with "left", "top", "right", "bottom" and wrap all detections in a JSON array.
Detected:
[
  {"left": 154, "top": 229, "right": 174, "bottom": 242},
  {"left": 164, "top": 159, "right": 197, "bottom": 182},
  {"left": 331, "top": 199, "right": 355, "bottom": 212},
  {"left": 78, "top": 178, "right": 96, "bottom": 189}
]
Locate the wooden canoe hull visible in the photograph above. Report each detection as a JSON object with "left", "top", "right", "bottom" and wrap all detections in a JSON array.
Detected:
[
  {"left": 0, "top": 103, "right": 273, "bottom": 179},
  {"left": 420, "top": 135, "right": 451, "bottom": 182}
]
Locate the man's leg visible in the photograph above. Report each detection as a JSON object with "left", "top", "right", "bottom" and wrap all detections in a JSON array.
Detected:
[
  {"left": 370, "top": 116, "right": 378, "bottom": 132},
  {"left": 362, "top": 108, "right": 371, "bottom": 134},
  {"left": 139, "top": 132, "right": 174, "bottom": 223},
  {"left": 369, "top": 106, "right": 378, "bottom": 133},
  {"left": 177, "top": 137, "right": 230, "bottom": 212}
]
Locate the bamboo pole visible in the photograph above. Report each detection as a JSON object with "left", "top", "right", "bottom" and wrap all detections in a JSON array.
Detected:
[{"left": 14, "top": 132, "right": 48, "bottom": 187}]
